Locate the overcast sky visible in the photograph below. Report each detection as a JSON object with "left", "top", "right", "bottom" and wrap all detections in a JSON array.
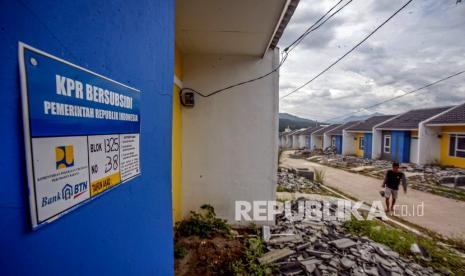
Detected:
[{"left": 278, "top": 0, "right": 465, "bottom": 122}]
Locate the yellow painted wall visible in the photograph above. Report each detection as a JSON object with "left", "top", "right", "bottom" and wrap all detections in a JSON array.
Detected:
[
  {"left": 355, "top": 133, "right": 364, "bottom": 158},
  {"left": 172, "top": 46, "right": 183, "bottom": 222},
  {"left": 440, "top": 126, "right": 465, "bottom": 168}
]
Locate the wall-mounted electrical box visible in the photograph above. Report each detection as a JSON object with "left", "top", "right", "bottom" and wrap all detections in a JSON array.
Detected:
[{"left": 180, "top": 89, "right": 195, "bottom": 107}]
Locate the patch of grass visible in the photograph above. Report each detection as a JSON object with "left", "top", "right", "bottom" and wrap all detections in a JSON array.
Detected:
[
  {"left": 276, "top": 185, "right": 293, "bottom": 193},
  {"left": 384, "top": 214, "right": 465, "bottom": 253},
  {"left": 175, "top": 204, "right": 231, "bottom": 239},
  {"left": 344, "top": 219, "right": 465, "bottom": 274},
  {"left": 174, "top": 243, "right": 188, "bottom": 259},
  {"left": 314, "top": 168, "right": 326, "bottom": 185},
  {"left": 231, "top": 237, "right": 274, "bottom": 276}
]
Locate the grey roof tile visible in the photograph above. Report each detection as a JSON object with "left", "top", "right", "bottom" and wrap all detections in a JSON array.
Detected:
[
  {"left": 301, "top": 126, "right": 323, "bottom": 135},
  {"left": 346, "top": 115, "right": 396, "bottom": 132},
  {"left": 376, "top": 106, "right": 453, "bottom": 129},
  {"left": 313, "top": 124, "right": 340, "bottom": 136},
  {"left": 326, "top": 121, "right": 360, "bottom": 135},
  {"left": 427, "top": 103, "right": 465, "bottom": 125}
]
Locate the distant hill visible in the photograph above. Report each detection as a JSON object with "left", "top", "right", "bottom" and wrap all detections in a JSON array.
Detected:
[
  {"left": 279, "top": 113, "right": 319, "bottom": 132},
  {"left": 337, "top": 112, "right": 384, "bottom": 123}
]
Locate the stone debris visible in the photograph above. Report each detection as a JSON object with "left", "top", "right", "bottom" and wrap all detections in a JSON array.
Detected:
[
  {"left": 268, "top": 235, "right": 302, "bottom": 245},
  {"left": 298, "top": 151, "right": 465, "bottom": 198},
  {"left": 263, "top": 198, "right": 437, "bottom": 275},
  {"left": 330, "top": 238, "right": 357, "bottom": 249},
  {"left": 258, "top": 248, "right": 296, "bottom": 264},
  {"left": 278, "top": 168, "right": 323, "bottom": 193},
  {"left": 350, "top": 165, "right": 376, "bottom": 172}
]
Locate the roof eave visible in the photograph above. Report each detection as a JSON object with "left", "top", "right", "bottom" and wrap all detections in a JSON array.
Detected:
[
  {"left": 265, "top": 0, "right": 300, "bottom": 56},
  {"left": 426, "top": 123, "right": 465, "bottom": 127}
]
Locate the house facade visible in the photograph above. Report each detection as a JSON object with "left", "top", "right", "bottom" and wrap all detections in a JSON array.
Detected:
[
  {"left": 419, "top": 103, "right": 465, "bottom": 168},
  {"left": 312, "top": 124, "right": 339, "bottom": 150},
  {"left": 304, "top": 126, "right": 323, "bottom": 149},
  {"left": 343, "top": 115, "right": 395, "bottom": 159},
  {"left": 176, "top": 0, "right": 299, "bottom": 224},
  {"left": 324, "top": 122, "right": 359, "bottom": 154},
  {"left": 374, "top": 106, "right": 453, "bottom": 164},
  {"left": 290, "top": 128, "right": 306, "bottom": 149},
  {"left": 0, "top": 0, "right": 299, "bottom": 274}
]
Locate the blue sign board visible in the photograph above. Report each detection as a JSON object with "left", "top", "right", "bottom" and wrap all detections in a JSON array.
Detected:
[{"left": 19, "top": 43, "right": 141, "bottom": 229}]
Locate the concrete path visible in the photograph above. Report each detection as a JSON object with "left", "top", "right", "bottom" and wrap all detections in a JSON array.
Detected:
[{"left": 280, "top": 151, "right": 465, "bottom": 240}]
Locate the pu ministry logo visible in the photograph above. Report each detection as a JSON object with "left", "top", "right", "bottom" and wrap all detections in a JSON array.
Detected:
[{"left": 55, "top": 145, "right": 74, "bottom": 169}]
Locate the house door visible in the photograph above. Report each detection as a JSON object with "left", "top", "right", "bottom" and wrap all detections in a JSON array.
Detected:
[
  {"left": 392, "top": 131, "right": 410, "bottom": 163},
  {"left": 364, "top": 133, "right": 372, "bottom": 159},
  {"left": 335, "top": 136, "right": 342, "bottom": 154}
]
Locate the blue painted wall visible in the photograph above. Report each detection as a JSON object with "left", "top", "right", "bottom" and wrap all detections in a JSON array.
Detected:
[
  {"left": 334, "top": 135, "right": 342, "bottom": 154},
  {"left": 0, "top": 1, "right": 175, "bottom": 275},
  {"left": 363, "top": 133, "right": 372, "bottom": 159},
  {"left": 382, "top": 131, "right": 410, "bottom": 163},
  {"left": 392, "top": 131, "right": 411, "bottom": 163}
]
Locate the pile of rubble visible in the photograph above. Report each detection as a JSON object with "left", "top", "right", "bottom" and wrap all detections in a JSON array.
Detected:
[
  {"left": 259, "top": 198, "right": 439, "bottom": 276},
  {"left": 278, "top": 167, "right": 322, "bottom": 193},
  {"left": 307, "top": 154, "right": 465, "bottom": 191}
]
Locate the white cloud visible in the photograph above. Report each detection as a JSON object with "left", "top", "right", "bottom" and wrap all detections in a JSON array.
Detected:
[{"left": 278, "top": 0, "right": 465, "bottom": 121}]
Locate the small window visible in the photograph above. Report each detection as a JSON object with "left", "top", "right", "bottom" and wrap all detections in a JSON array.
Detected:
[
  {"left": 331, "top": 137, "right": 336, "bottom": 147},
  {"left": 384, "top": 135, "right": 391, "bottom": 154},
  {"left": 359, "top": 137, "right": 365, "bottom": 150},
  {"left": 449, "top": 134, "right": 465, "bottom": 158}
]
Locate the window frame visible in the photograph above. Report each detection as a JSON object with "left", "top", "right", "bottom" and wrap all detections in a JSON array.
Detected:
[
  {"left": 449, "top": 133, "right": 465, "bottom": 158},
  {"left": 384, "top": 135, "right": 391, "bottom": 154},
  {"left": 359, "top": 137, "right": 365, "bottom": 150}
]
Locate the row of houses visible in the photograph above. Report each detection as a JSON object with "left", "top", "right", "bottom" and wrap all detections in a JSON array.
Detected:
[{"left": 280, "top": 103, "right": 465, "bottom": 168}]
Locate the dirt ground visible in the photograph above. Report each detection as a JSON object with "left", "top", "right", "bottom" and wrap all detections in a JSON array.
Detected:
[
  {"left": 280, "top": 150, "right": 465, "bottom": 240},
  {"left": 175, "top": 236, "right": 243, "bottom": 276}
]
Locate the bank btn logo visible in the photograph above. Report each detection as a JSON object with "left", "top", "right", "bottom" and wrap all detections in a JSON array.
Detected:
[{"left": 56, "top": 145, "right": 74, "bottom": 169}]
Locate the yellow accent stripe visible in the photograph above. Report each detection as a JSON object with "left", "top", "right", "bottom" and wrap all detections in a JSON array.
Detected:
[{"left": 90, "top": 172, "right": 121, "bottom": 197}]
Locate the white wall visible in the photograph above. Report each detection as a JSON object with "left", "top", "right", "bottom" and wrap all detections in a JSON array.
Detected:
[
  {"left": 286, "top": 135, "right": 292, "bottom": 148},
  {"left": 372, "top": 129, "right": 383, "bottom": 159},
  {"left": 410, "top": 138, "right": 419, "bottom": 164},
  {"left": 181, "top": 49, "right": 279, "bottom": 224},
  {"left": 298, "top": 135, "right": 306, "bottom": 149},
  {"left": 311, "top": 135, "right": 322, "bottom": 149},
  {"left": 342, "top": 131, "right": 356, "bottom": 155},
  {"left": 323, "top": 133, "right": 332, "bottom": 149},
  {"left": 292, "top": 135, "right": 299, "bottom": 149},
  {"left": 418, "top": 123, "right": 441, "bottom": 164}
]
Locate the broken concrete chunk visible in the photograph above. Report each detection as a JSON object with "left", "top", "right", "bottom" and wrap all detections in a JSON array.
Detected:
[
  {"left": 278, "top": 262, "right": 303, "bottom": 276},
  {"left": 268, "top": 235, "right": 302, "bottom": 245},
  {"left": 439, "top": 176, "right": 457, "bottom": 184},
  {"left": 374, "top": 254, "right": 392, "bottom": 268},
  {"left": 340, "top": 257, "right": 355, "bottom": 269},
  {"left": 258, "top": 249, "right": 296, "bottom": 264},
  {"left": 365, "top": 266, "right": 379, "bottom": 276},
  {"left": 330, "top": 238, "right": 357, "bottom": 249},
  {"left": 299, "top": 258, "right": 322, "bottom": 273},
  {"left": 455, "top": 176, "right": 465, "bottom": 187},
  {"left": 296, "top": 242, "right": 312, "bottom": 251},
  {"left": 296, "top": 169, "right": 314, "bottom": 180}
]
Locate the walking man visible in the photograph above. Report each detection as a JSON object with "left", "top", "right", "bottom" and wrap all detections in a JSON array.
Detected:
[{"left": 382, "top": 162, "right": 407, "bottom": 213}]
